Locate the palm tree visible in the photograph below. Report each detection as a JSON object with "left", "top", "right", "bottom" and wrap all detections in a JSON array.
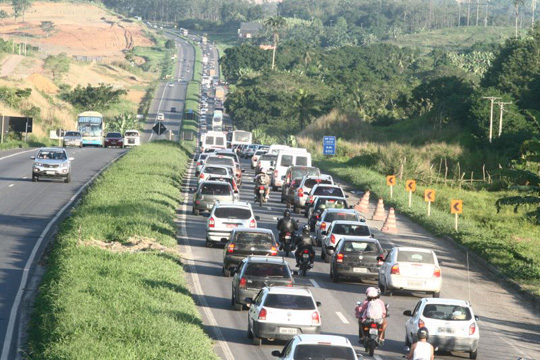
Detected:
[
  {"left": 264, "top": 16, "right": 286, "bottom": 71},
  {"left": 289, "top": 89, "right": 322, "bottom": 129}
]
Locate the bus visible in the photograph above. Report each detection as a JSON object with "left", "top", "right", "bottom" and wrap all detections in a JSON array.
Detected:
[
  {"left": 212, "top": 110, "right": 223, "bottom": 131},
  {"left": 231, "top": 130, "right": 252, "bottom": 147},
  {"left": 77, "top": 111, "right": 104, "bottom": 147}
]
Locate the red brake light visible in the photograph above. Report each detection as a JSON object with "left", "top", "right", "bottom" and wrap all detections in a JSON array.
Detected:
[
  {"left": 227, "top": 244, "right": 235, "bottom": 253},
  {"left": 321, "top": 222, "right": 327, "bottom": 231},
  {"left": 200, "top": 173, "right": 204, "bottom": 178},
  {"left": 197, "top": 161, "right": 201, "bottom": 166},
  {"left": 298, "top": 188, "right": 304, "bottom": 197},
  {"left": 391, "top": 264, "right": 400, "bottom": 275},
  {"left": 270, "top": 246, "right": 277, "bottom": 256},
  {"left": 336, "top": 252, "right": 344, "bottom": 263},
  {"left": 259, "top": 308, "right": 267, "bottom": 320},
  {"left": 309, "top": 195, "right": 314, "bottom": 202},
  {"left": 239, "top": 277, "right": 247, "bottom": 289},
  {"left": 303, "top": 249, "right": 309, "bottom": 254},
  {"left": 433, "top": 266, "right": 441, "bottom": 277},
  {"left": 418, "top": 319, "right": 425, "bottom": 328},
  {"left": 249, "top": 219, "right": 256, "bottom": 228},
  {"left": 469, "top": 323, "right": 476, "bottom": 335},
  {"left": 330, "top": 234, "right": 336, "bottom": 244},
  {"left": 370, "top": 322, "right": 378, "bottom": 328},
  {"left": 274, "top": 170, "right": 278, "bottom": 177},
  {"left": 286, "top": 281, "right": 293, "bottom": 287},
  {"left": 377, "top": 255, "right": 384, "bottom": 266},
  {"left": 259, "top": 186, "right": 265, "bottom": 190},
  {"left": 312, "top": 311, "right": 320, "bottom": 324},
  {"left": 208, "top": 217, "right": 215, "bottom": 228}
]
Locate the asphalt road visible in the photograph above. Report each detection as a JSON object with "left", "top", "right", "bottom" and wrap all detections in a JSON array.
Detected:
[
  {"left": 0, "top": 147, "right": 126, "bottom": 360},
  {"left": 179, "top": 156, "right": 540, "bottom": 360}
]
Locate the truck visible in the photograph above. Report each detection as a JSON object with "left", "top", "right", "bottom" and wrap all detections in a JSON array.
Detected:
[
  {"left": 201, "top": 36, "right": 207, "bottom": 44},
  {"left": 231, "top": 130, "right": 253, "bottom": 147},
  {"left": 180, "top": 28, "right": 188, "bottom": 36},
  {"left": 215, "top": 86, "right": 225, "bottom": 102}
]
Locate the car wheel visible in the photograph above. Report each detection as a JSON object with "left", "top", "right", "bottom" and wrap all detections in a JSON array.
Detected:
[
  {"left": 333, "top": 268, "right": 340, "bottom": 283},
  {"left": 247, "top": 321, "right": 253, "bottom": 339},
  {"left": 405, "top": 334, "right": 411, "bottom": 348},
  {"left": 205, "top": 239, "right": 212, "bottom": 248},
  {"left": 324, "top": 249, "right": 330, "bottom": 263},
  {"left": 64, "top": 174, "right": 71, "bottom": 183},
  {"left": 321, "top": 249, "right": 325, "bottom": 261},
  {"left": 433, "top": 291, "right": 440, "bottom": 298},
  {"left": 32, "top": 175, "right": 37, "bottom": 182},
  {"left": 223, "top": 267, "right": 231, "bottom": 278},
  {"left": 469, "top": 349, "right": 478, "bottom": 359}
]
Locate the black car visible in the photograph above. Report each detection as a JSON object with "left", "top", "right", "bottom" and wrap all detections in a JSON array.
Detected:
[
  {"left": 223, "top": 228, "right": 278, "bottom": 277},
  {"left": 230, "top": 256, "right": 294, "bottom": 311},
  {"left": 330, "top": 238, "right": 385, "bottom": 283}
]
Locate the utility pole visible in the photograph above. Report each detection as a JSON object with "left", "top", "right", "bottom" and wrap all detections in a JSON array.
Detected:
[
  {"left": 484, "top": 2, "right": 489, "bottom": 26},
  {"left": 1, "top": 115, "right": 5, "bottom": 144},
  {"left": 533, "top": 0, "right": 537, "bottom": 28},
  {"left": 496, "top": 101, "right": 512, "bottom": 137},
  {"left": 483, "top": 96, "right": 500, "bottom": 143}
]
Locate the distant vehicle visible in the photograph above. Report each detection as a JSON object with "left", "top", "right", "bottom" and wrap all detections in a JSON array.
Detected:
[
  {"left": 272, "top": 149, "right": 312, "bottom": 190},
  {"left": 282, "top": 166, "right": 321, "bottom": 205},
  {"left": 200, "top": 131, "right": 227, "bottom": 152},
  {"left": 170, "top": 106, "right": 176, "bottom": 113},
  {"left": 308, "top": 196, "right": 350, "bottom": 231},
  {"left": 77, "top": 111, "right": 104, "bottom": 147},
  {"left": 201, "top": 35, "right": 207, "bottom": 44},
  {"left": 251, "top": 150, "right": 267, "bottom": 169},
  {"left": 31, "top": 147, "right": 74, "bottom": 183},
  {"left": 157, "top": 113, "right": 165, "bottom": 120},
  {"left": 212, "top": 110, "right": 223, "bottom": 131},
  {"left": 104, "top": 132, "right": 124, "bottom": 148},
  {"left": 305, "top": 184, "right": 348, "bottom": 213},
  {"left": 256, "top": 153, "right": 277, "bottom": 175},
  {"left": 292, "top": 175, "right": 334, "bottom": 213},
  {"left": 215, "top": 86, "right": 226, "bottom": 102},
  {"left": 180, "top": 28, "right": 188, "bottom": 36},
  {"left": 168, "top": 83, "right": 174, "bottom": 87},
  {"left": 231, "top": 130, "right": 252, "bottom": 147},
  {"left": 198, "top": 165, "right": 233, "bottom": 183},
  {"left": 62, "top": 131, "right": 83, "bottom": 148},
  {"left": 123, "top": 130, "right": 140, "bottom": 147},
  {"left": 271, "top": 334, "right": 360, "bottom": 360}
]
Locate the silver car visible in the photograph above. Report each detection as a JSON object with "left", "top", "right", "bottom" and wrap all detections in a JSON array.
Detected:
[
  {"left": 205, "top": 202, "right": 258, "bottom": 247},
  {"left": 31, "top": 147, "right": 74, "bottom": 183},
  {"left": 292, "top": 175, "right": 334, "bottom": 212},
  {"left": 192, "top": 180, "right": 234, "bottom": 216},
  {"left": 62, "top": 131, "right": 83, "bottom": 148}
]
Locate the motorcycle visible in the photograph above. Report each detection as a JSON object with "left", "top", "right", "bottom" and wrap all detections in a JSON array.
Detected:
[
  {"left": 357, "top": 303, "right": 389, "bottom": 357},
  {"left": 299, "top": 248, "right": 311, "bottom": 276},
  {"left": 280, "top": 232, "right": 294, "bottom": 257},
  {"left": 256, "top": 185, "right": 268, "bottom": 207}
]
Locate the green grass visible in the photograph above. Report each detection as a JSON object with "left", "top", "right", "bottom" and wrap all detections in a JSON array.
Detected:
[
  {"left": 0, "top": 135, "right": 56, "bottom": 150},
  {"left": 27, "top": 142, "right": 217, "bottom": 360},
  {"left": 312, "top": 156, "right": 540, "bottom": 297}
]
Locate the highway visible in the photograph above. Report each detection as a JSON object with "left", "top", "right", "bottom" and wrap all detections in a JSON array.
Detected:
[
  {"left": 0, "top": 147, "right": 126, "bottom": 360},
  {"left": 179, "top": 156, "right": 540, "bottom": 360}
]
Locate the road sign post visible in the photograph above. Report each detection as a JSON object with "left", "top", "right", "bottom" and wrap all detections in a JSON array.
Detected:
[
  {"left": 152, "top": 121, "right": 167, "bottom": 136},
  {"left": 386, "top": 175, "right": 396, "bottom": 198},
  {"left": 406, "top": 179, "right": 416, "bottom": 207},
  {"left": 323, "top": 136, "right": 336, "bottom": 156},
  {"left": 424, "top": 189, "right": 436, "bottom": 216},
  {"left": 451, "top": 200, "right": 463, "bottom": 231}
]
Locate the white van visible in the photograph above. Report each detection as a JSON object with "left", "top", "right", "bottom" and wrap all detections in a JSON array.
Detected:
[
  {"left": 272, "top": 149, "right": 311, "bottom": 190},
  {"left": 200, "top": 131, "right": 227, "bottom": 152},
  {"left": 267, "top": 144, "right": 290, "bottom": 155}
]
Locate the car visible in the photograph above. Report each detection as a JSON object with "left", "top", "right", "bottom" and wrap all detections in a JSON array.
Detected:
[
  {"left": 214, "top": 149, "right": 241, "bottom": 165},
  {"left": 251, "top": 149, "right": 267, "bottom": 169},
  {"left": 170, "top": 106, "right": 176, "bottom": 112},
  {"left": 198, "top": 165, "right": 233, "bottom": 182},
  {"left": 207, "top": 175, "right": 240, "bottom": 201},
  {"left": 247, "top": 286, "right": 322, "bottom": 345},
  {"left": 104, "top": 132, "right": 124, "bottom": 148},
  {"left": 271, "top": 334, "right": 360, "bottom": 360},
  {"left": 62, "top": 131, "right": 83, "bottom": 148},
  {"left": 320, "top": 219, "right": 371, "bottom": 260},
  {"left": 244, "top": 144, "right": 261, "bottom": 159},
  {"left": 305, "top": 184, "right": 348, "bottom": 215},
  {"left": 192, "top": 180, "right": 235, "bottom": 216},
  {"left": 195, "top": 153, "right": 210, "bottom": 176},
  {"left": 168, "top": 82, "right": 174, "bottom": 87},
  {"left": 378, "top": 246, "right": 442, "bottom": 297},
  {"left": 157, "top": 112, "right": 164, "bottom": 120},
  {"left": 206, "top": 202, "right": 258, "bottom": 247},
  {"left": 307, "top": 196, "right": 350, "bottom": 231},
  {"left": 292, "top": 175, "right": 334, "bottom": 213},
  {"left": 281, "top": 166, "right": 321, "bottom": 204},
  {"left": 329, "top": 238, "right": 385, "bottom": 282},
  {"left": 316, "top": 209, "right": 365, "bottom": 245},
  {"left": 403, "top": 298, "right": 479, "bottom": 359},
  {"left": 256, "top": 153, "right": 277, "bottom": 174},
  {"left": 123, "top": 130, "right": 140, "bottom": 147},
  {"left": 31, "top": 147, "right": 74, "bottom": 183},
  {"left": 223, "top": 228, "right": 278, "bottom": 277}
]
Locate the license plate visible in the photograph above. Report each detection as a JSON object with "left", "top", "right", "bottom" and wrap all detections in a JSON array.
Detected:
[
  {"left": 284, "top": 236, "right": 291, "bottom": 240},
  {"left": 369, "top": 328, "right": 379, "bottom": 335},
  {"left": 353, "top": 268, "right": 368, "bottom": 273},
  {"left": 46, "top": 171, "right": 55, "bottom": 175},
  {"left": 407, "top": 281, "right": 424, "bottom": 287},
  {"left": 438, "top": 327, "right": 455, "bottom": 334},
  {"left": 302, "top": 253, "right": 310, "bottom": 259},
  {"left": 226, "top": 224, "right": 237, "bottom": 228},
  {"left": 259, "top": 190, "right": 265, "bottom": 193},
  {"left": 279, "top": 327, "right": 297, "bottom": 334}
]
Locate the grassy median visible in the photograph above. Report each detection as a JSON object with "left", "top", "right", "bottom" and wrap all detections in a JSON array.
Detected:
[{"left": 28, "top": 142, "right": 217, "bottom": 360}]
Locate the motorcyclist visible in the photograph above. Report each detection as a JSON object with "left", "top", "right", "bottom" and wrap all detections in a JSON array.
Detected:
[
  {"left": 294, "top": 224, "right": 316, "bottom": 267},
  {"left": 406, "top": 327, "right": 434, "bottom": 360},
  {"left": 355, "top": 287, "right": 388, "bottom": 344},
  {"left": 277, "top": 209, "right": 298, "bottom": 249},
  {"left": 253, "top": 172, "right": 270, "bottom": 201}
]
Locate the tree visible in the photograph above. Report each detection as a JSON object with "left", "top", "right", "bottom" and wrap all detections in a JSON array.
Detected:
[
  {"left": 165, "top": 39, "right": 175, "bottom": 49},
  {"left": 108, "top": 113, "right": 138, "bottom": 133},
  {"left": 44, "top": 53, "right": 70, "bottom": 79},
  {"left": 288, "top": 88, "right": 322, "bottom": 129},
  {"left": 40, "top": 21, "right": 55, "bottom": 38},
  {"left": 61, "top": 83, "right": 127, "bottom": 111},
  {"left": 264, "top": 16, "right": 286, "bottom": 70},
  {"left": 12, "top": 0, "right": 31, "bottom": 22}
]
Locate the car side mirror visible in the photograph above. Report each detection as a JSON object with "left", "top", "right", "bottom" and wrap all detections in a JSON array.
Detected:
[
  {"left": 316, "top": 301, "right": 322, "bottom": 307},
  {"left": 30, "top": 156, "right": 35, "bottom": 160},
  {"left": 475, "top": 316, "right": 479, "bottom": 321},
  {"left": 202, "top": 213, "right": 210, "bottom": 218},
  {"left": 255, "top": 216, "right": 260, "bottom": 221},
  {"left": 271, "top": 350, "right": 282, "bottom": 357},
  {"left": 68, "top": 157, "right": 74, "bottom": 161},
  {"left": 244, "top": 297, "right": 253, "bottom": 305},
  {"left": 403, "top": 310, "right": 412, "bottom": 316}
]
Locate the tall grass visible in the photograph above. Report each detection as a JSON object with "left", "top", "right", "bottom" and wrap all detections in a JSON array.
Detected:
[{"left": 28, "top": 142, "right": 217, "bottom": 359}]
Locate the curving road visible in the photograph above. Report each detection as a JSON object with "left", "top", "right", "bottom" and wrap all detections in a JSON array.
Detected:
[
  {"left": 0, "top": 147, "right": 126, "bottom": 360},
  {"left": 179, "top": 156, "right": 540, "bottom": 360}
]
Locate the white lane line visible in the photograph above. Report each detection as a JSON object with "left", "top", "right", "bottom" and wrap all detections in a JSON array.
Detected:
[
  {"left": 22, "top": 177, "right": 28, "bottom": 179},
  {"left": 149, "top": 83, "right": 169, "bottom": 142},
  {"left": 309, "top": 279, "right": 320, "bottom": 288},
  {"left": 8, "top": 184, "right": 14, "bottom": 187},
  {"left": 374, "top": 355, "right": 383, "bottom": 360},
  {"left": 179, "top": 162, "right": 235, "bottom": 360},
  {"left": 0, "top": 149, "right": 35, "bottom": 161},
  {"left": 335, "top": 311, "right": 350, "bottom": 324},
  {"left": 266, "top": 207, "right": 272, "bottom": 211},
  {"left": 1, "top": 152, "right": 126, "bottom": 360}
]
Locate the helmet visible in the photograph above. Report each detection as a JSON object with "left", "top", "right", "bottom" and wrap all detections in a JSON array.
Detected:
[
  {"left": 417, "top": 327, "right": 429, "bottom": 340},
  {"left": 366, "top": 287, "right": 380, "bottom": 299},
  {"left": 302, "top": 224, "right": 310, "bottom": 234},
  {"left": 283, "top": 209, "right": 291, "bottom": 218}
]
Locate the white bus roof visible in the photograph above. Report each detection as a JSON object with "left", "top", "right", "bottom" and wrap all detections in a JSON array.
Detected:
[{"left": 77, "top": 111, "right": 103, "bottom": 117}]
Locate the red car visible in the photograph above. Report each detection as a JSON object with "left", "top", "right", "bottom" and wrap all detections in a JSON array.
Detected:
[{"left": 104, "top": 132, "right": 124, "bottom": 148}]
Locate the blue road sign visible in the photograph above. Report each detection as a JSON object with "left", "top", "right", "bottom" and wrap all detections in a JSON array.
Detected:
[{"left": 323, "top": 136, "right": 336, "bottom": 155}]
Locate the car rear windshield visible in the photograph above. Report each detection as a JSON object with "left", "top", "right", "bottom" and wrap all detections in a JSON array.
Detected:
[
  {"left": 124, "top": 131, "right": 139, "bottom": 137},
  {"left": 313, "top": 187, "right": 344, "bottom": 197},
  {"left": 295, "top": 156, "right": 309, "bottom": 166},
  {"left": 107, "top": 133, "right": 122, "bottom": 138},
  {"left": 205, "top": 167, "right": 228, "bottom": 176},
  {"left": 215, "top": 137, "right": 225, "bottom": 146},
  {"left": 332, "top": 223, "right": 369, "bottom": 236},
  {"left": 234, "top": 232, "right": 274, "bottom": 247},
  {"left": 200, "top": 183, "right": 231, "bottom": 195},
  {"left": 260, "top": 154, "right": 277, "bottom": 161},
  {"left": 244, "top": 263, "right": 290, "bottom": 278},
  {"left": 214, "top": 207, "right": 251, "bottom": 219},
  {"left": 341, "top": 241, "right": 380, "bottom": 253},
  {"left": 291, "top": 167, "right": 319, "bottom": 180},
  {"left": 255, "top": 150, "right": 266, "bottom": 155},
  {"left": 206, "top": 157, "right": 235, "bottom": 167},
  {"left": 281, "top": 155, "right": 294, "bottom": 167},
  {"left": 207, "top": 177, "right": 234, "bottom": 188},
  {"left": 422, "top": 304, "right": 472, "bottom": 321},
  {"left": 294, "top": 345, "right": 356, "bottom": 360},
  {"left": 397, "top": 250, "right": 435, "bottom": 264},
  {"left": 204, "top": 137, "right": 214, "bottom": 145},
  {"left": 65, "top": 132, "right": 81, "bottom": 137},
  {"left": 305, "top": 178, "right": 332, "bottom": 188},
  {"left": 316, "top": 199, "right": 346, "bottom": 210},
  {"left": 263, "top": 294, "right": 316, "bottom": 310},
  {"left": 325, "top": 213, "right": 358, "bottom": 223},
  {"left": 198, "top": 154, "right": 209, "bottom": 161}
]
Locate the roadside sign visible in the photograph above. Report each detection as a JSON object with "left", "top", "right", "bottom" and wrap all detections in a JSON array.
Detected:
[
  {"left": 451, "top": 200, "right": 463, "bottom": 214},
  {"left": 323, "top": 136, "right": 336, "bottom": 155},
  {"left": 406, "top": 180, "right": 416, "bottom": 207},
  {"left": 386, "top": 175, "right": 396, "bottom": 198},
  {"left": 424, "top": 189, "right": 435, "bottom": 216},
  {"left": 152, "top": 121, "right": 167, "bottom": 136}
]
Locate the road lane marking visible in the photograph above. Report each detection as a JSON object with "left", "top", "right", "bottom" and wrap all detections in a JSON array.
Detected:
[
  {"left": 8, "top": 184, "right": 14, "bottom": 187},
  {"left": 374, "top": 355, "right": 383, "bottom": 360},
  {"left": 266, "top": 206, "right": 272, "bottom": 210},
  {"left": 22, "top": 176, "right": 28, "bottom": 179},
  {"left": 335, "top": 311, "right": 350, "bottom": 324},
  {"left": 1, "top": 152, "right": 127, "bottom": 360},
  {"left": 0, "top": 149, "right": 35, "bottom": 161},
  {"left": 309, "top": 279, "right": 320, "bottom": 288}
]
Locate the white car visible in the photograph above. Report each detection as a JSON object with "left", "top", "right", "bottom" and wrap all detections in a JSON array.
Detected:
[
  {"left": 157, "top": 112, "right": 164, "bottom": 120},
  {"left": 206, "top": 202, "right": 258, "bottom": 246},
  {"left": 247, "top": 286, "right": 321, "bottom": 345},
  {"left": 404, "top": 298, "right": 479, "bottom": 359},
  {"left": 195, "top": 153, "right": 210, "bottom": 175},
  {"left": 251, "top": 149, "right": 267, "bottom": 169},
  {"left": 378, "top": 246, "right": 442, "bottom": 297},
  {"left": 271, "top": 334, "right": 360, "bottom": 359}
]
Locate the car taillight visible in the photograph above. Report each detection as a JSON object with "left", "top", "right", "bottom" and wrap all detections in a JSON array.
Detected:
[
  {"left": 391, "top": 264, "right": 400, "bottom": 275},
  {"left": 418, "top": 319, "right": 424, "bottom": 328},
  {"left": 249, "top": 219, "right": 256, "bottom": 228},
  {"left": 433, "top": 266, "right": 441, "bottom": 277},
  {"left": 270, "top": 246, "right": 277, "bottom": 256},
  {"left": 309, "top": 195, "right": 314, "bottom": 203},
  {"left": 197, "top": 161, "right": 201, "bottom": 166},
  {"left": 274, "top": 170, "right": 278, "bottom": 178},
  {"left": 259, "top": 308, "right": 267, "bottom": 320},
  {"left": 227, "top": 244, "right": 235, "bottom": 253},
  {"left": 239, "top": 277, "right": 247, "bottom": 289},
  {"left": 312, "top": 311, "right": 320, "bottom": 325},
  {"left": 303, "top": 249, "right": 309, "bottom": 254},
  {"left": 208, "top": 217, "right": 215, "bottom": 228},
  {"left": 336, "top": 252, "right": 344, "bottom": 263},
  {"left": 377, "top": 255, "right": 384, "bottom": 266},
  {"left": 298, "top": 188, "right": 304, "bottom": 197},
  {"left": 259, "top": 186, "right": 265, "bottom": 190},
  {"left": 469, "top": 323, "right": 476, "bottom": 335},
  {"left": 200, "top": 173, "right": 204, "bottom": 178},
  {"left": 330, "top": 234, "right": 336, "bottom": 244},
  {"left": 286, "top": 281, "right": 293, "bottom": 287},
  {"left": 321, "top": 222, "right": 327, "bottom": 231}
]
